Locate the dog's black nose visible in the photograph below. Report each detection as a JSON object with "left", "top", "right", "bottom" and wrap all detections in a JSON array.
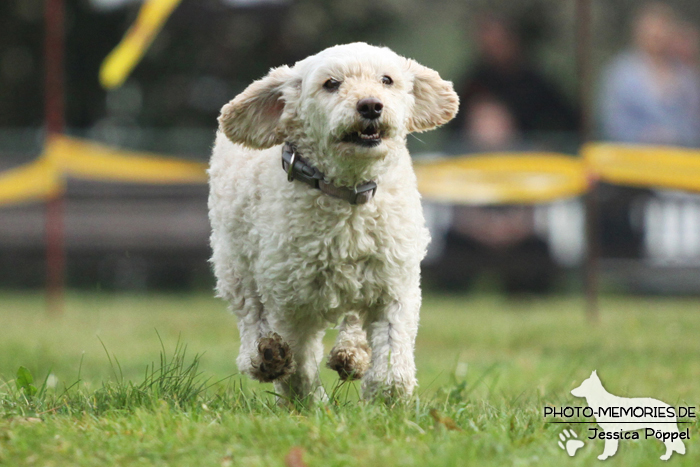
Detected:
[{"left": 357, "top": 97, "right": 383, "bottom": 120}]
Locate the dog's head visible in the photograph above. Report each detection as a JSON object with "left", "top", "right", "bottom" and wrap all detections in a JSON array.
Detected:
[
  {"left": 218, "top": 43, "right": 458, "bottom": 175},
  {"left": 571, "top": 370, "right": 602, "bottom": 398}
]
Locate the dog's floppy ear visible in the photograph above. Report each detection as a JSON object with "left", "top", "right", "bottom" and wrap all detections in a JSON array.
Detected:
[
  {"left": 218, "top": 65, "right": 297, "bottom": 149},
  {"left": 404, "top": 59, "right": 459, "bottom": 133}
]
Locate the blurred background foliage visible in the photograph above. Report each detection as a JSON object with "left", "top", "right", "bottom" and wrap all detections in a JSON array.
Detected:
[
  {"left": 2, "top": 0, "right": 698, "bottom": 150},
  {"left": 4, "top": 0, "right": 700, "bottom": 293}
]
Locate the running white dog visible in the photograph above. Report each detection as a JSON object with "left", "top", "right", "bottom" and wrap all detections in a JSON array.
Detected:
[
  {"left": 571, "top": 370, "right": 686, "bottom": 460},
  {"left": 208, "top": 43, "right": 458, "bottom": 402}
]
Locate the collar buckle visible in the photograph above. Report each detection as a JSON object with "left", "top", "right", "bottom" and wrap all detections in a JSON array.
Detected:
[
  {"left": 286, "top": 148, "right": 297, "bottom": 182},
  {"left": 352, "top": 181, "right": 378, "bottom": 205}
]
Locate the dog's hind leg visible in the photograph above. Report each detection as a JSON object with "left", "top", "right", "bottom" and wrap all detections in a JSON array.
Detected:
[
  {"left": 362, "top": 294, "right": 420, "bottom": 401},
  {"left": 327, "top": 313, "right": 371, "bottom": 381}
]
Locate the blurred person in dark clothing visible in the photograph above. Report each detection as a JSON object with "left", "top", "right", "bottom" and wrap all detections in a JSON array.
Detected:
[
  {"left": 426, "top": 15, "right": 576, "bottom": 294},
  {"left": 451, "top": 14, "right": 578, "bottom": 142},
  {"left": 425, "top": 94, "right": 557, "bottom": 294}
]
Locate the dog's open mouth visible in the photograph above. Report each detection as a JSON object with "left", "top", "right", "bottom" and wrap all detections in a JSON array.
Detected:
[{"left": 341, "top": 123, "right": 384, "bottom": 147}]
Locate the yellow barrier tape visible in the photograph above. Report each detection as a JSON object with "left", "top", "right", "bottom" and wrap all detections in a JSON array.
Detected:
[
  {"left": 584, "top": 143, "right": 700, "bottom": 192},
  {"left": 415, "top": 153, "right": 588, "bottom": 205},
  {"left": 46, "top": 135, "right": 207, "bottom": 184},
  {"left": 100, "top": 0, "right": 183, "bottom": 89},
  {"left": 0, "top": 158, "right": 62, "bottom": 206},
  {"left": 6, "top": 140, "right": 700, "bottom": 208},
  {"left": 0, "top": 135, "right": 206, "bottom": 205}
]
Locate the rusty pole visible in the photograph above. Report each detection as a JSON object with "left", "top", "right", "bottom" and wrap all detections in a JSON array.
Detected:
[
  {"left": 44, "top": 0, "right": 66, "bottom": 314},
  {"left": 576, "top": 0, "right": 599, "bottom": 322}
]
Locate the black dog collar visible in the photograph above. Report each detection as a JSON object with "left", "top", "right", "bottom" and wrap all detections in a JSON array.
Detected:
[{"left": 281, "top": 142, "right": 377, "bottom": 205}]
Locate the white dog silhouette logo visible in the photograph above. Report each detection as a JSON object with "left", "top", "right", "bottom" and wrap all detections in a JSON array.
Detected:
[{"left": 571, "top": 370, "right": 686, "bottom": 461}]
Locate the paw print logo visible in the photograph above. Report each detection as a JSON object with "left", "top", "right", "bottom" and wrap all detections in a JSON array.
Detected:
[{"left": 558, "top": 428, "right": 585, "bottom": 457}]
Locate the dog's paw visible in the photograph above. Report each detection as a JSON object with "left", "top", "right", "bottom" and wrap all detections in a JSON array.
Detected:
[
  {"left": 327, "top": 344, "right": 371, "bottom": 381},
  {"left": 361, "top": 379, "right": 414, "bottom": 403},
  {"left": 251, "top": 333, "right": 296, "bottom": 383}
]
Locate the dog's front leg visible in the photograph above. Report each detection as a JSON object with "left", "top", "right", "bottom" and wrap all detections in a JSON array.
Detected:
[
  {"left": 362, "top": 298, "right": 419, "bottom": 401},
  {"left": 235, "top": 307, "right": 289, "bottom": 382},
  {"left": 327, "top": 313, "right": 371, "bottom": 381},
  {"left": 272, "top": 326, "right": 327, "bottom": 404}
]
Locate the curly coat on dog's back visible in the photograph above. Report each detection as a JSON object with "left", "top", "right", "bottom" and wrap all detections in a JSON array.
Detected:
[{"left": 208, "top": 43, "right": 458, "bottom": 402}]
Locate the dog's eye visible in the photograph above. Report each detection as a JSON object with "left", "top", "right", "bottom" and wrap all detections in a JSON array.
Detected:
[
  {"left": 381, "top": 75, "right": 393, "bottom": 86},
  {"left": 323, "top": 78, "right": 341, "bottom": 91}
]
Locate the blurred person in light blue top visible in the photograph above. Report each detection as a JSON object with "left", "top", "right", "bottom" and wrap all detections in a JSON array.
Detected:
[{"left": 600, "top": 2, "right": 700, "bottom": 147}]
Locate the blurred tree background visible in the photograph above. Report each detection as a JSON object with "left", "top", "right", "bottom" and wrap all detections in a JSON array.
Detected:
[
  {"left": 3, "top": 0, "right": 700, "bottom": 292},
  {"left": 2, "top": 0, "right": 700, "bottom": 149},
  {"left": 3, "top": 0, "right": 699, "bottom": 155}
]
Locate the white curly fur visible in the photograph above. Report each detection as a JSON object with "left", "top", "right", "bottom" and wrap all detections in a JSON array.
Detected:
[{"left": 208, "top": 43, "right": 458, "bottom": 402}]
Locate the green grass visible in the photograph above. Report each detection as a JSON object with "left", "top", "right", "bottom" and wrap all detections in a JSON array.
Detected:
[{"left": 1, "top": 292, "right": 699, "bottom": 466}]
